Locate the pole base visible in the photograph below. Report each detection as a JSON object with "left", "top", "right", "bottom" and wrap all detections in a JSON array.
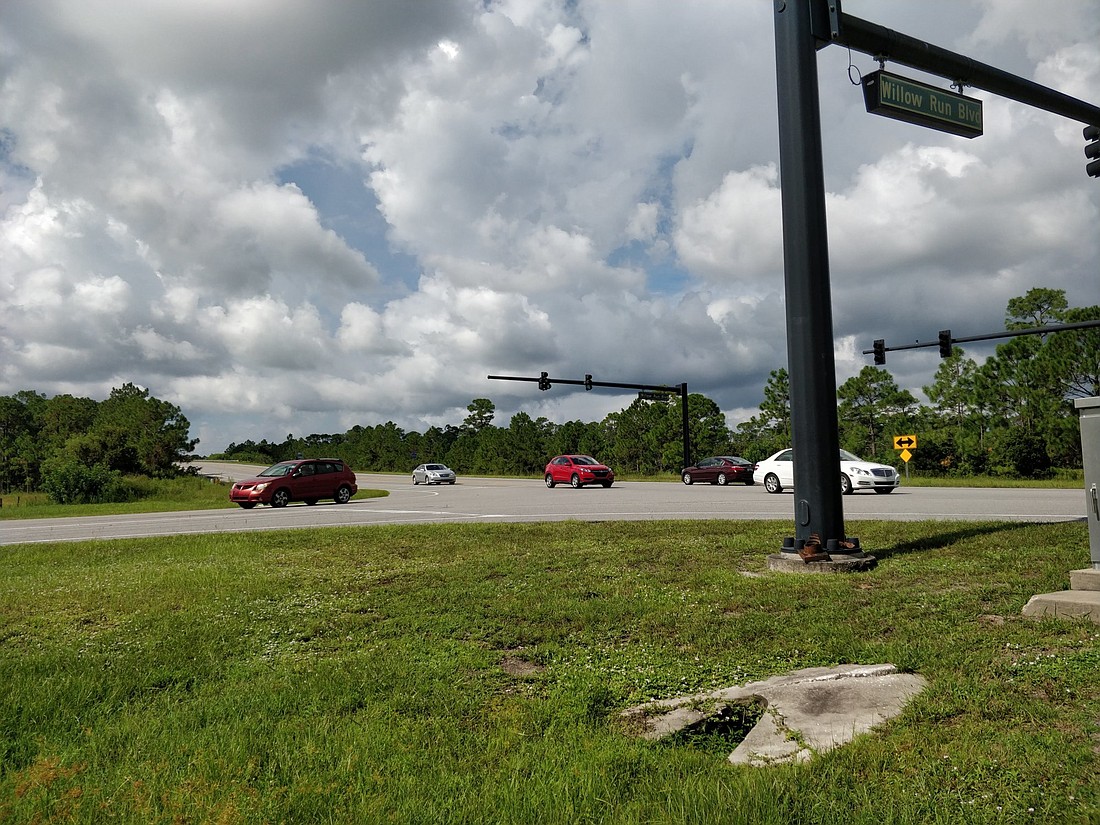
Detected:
[{"left": 770, "top": 535, "right": 876, "bottom": 573}]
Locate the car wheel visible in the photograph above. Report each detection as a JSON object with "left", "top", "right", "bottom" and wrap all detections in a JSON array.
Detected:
[
  {"left": 764, "top": 473, "right": 782, "bottom": 494},
  {"left": 237, "top": 502, "right": 256, "bottom": 509},
  {"left": 271, "top": 488, "right": 291, "bottom": 508},
  {"left": 304, "top": 499, "right": 318, "bottom": 506},
  {"left": 682, "top": 472, "right": 693, "bottom": 485},
  {"left": 570, "top": 474, "right": 582, "bottom": 489},
  {"left": 448, "top": 480, "right": 456, "bottom": 485},
  {"left": 413, "top": 476, "right": 419, "bottom": 484},
  {"left": 334, "top": 485, "right": 353, "bottom": 504},
  {"left": 840, "top": 474, "right": 852, "bottom": 495},
  {"left": 874, "top": 487, "right": 894, "bottom": 494},
  {"left": 717, "top": 473, "right": 728, "bottom": 486},
  {"left": 545, "top": 473, "right": 556, "bottom": 488}
]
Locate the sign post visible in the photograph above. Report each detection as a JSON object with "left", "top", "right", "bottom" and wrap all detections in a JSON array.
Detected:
[{"left": 893, "top": 435, "right": 917, "bottom": 478}]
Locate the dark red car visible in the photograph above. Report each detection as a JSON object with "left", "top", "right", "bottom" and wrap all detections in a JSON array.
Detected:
[
  {"left": 230, "top": 458, "right": 358, "bottom": 508},
  {"left": 680, "top": 456, "right": 756, "bottom": 486},
  {"left": 544, "top": 455, "right": 614, "bottom": 488}
]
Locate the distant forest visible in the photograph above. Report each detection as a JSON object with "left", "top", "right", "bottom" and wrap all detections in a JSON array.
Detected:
[{"left": 2, "top": 288, "right": 1096, "bottom": 502}]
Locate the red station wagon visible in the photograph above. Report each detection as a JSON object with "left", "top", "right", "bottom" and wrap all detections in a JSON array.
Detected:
[{"left": 230, "top": 458, "right": 358, "bottom": 508}]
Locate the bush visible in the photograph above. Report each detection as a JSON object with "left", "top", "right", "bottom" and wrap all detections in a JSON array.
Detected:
[
  {"left": 989, "top": 429, "right": 1052, "bottom": 479},
  {"left": 40, "top": 457, "right": 133, "bottom": 504}
]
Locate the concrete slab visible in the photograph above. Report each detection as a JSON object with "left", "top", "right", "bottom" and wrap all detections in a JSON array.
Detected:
[
  {"left": 1069, "top": 568, "right": 1100, "bottom": 591},
  {"left": 767, "top": 551, "right": 877, "bottom": 574},
  {"left": 621, "top": 664, "right": 927, "bottom": 767},
  {"left": 1022, "top": 589, "right": 1100, "bottom": 623}
]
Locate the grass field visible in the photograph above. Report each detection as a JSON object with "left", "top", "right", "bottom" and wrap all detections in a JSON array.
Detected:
[
  {"left": 2, "top": 518, "right": 1098, "bottom": 823},
  {"left": 0, "top": 475, "right": 387, "bottom": 519}
]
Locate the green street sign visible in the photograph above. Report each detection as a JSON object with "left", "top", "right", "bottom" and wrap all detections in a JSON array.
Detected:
[{"left": 862, "top": 70, "right": 983, "bottom": 139}]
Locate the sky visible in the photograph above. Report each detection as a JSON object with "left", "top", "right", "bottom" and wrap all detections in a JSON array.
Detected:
[{"left": 2, "top": 0, "right": 1098, "bottom": 455}]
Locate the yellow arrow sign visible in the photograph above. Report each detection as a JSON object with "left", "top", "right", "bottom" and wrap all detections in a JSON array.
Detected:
[{"left": 893, "top": 434, "right": 917, "bottom": 450}]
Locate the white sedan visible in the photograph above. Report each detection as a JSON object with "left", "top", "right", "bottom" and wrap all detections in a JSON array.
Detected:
[
  {"left": 412, "top": 463, "right": 457, "bottom": 485},
  {"left": 752, "top": 448, "right": 900, "bottom": 495}
]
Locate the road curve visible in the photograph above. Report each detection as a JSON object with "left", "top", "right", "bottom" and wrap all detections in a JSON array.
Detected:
[{"left": 0, "top": 461, "right": 1086, "bottom": 546}]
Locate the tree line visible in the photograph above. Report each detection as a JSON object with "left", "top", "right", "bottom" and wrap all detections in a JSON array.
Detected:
[
  {"left": 217, "top": 289, "right": 1095, "bottom": 480},
  {"left": 2, "top": 288, "right": 1095, "bottom": 501},
  {"left": 0, "top": 383, "right": 197, "bottom": 501}
]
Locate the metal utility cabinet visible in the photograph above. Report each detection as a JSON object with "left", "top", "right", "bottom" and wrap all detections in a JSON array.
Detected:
[{"left": 1076, "top": 396, "right": 1100, "bottom": 567}]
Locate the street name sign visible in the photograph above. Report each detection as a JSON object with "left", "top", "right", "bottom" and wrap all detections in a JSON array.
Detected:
[{"left": 862, "top": 70, "right": 983, "bottom": 138}]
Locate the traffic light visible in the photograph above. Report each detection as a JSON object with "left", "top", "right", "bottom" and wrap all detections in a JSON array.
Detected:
[
  {"left": 938, "top": 329, "right": 952, "bottom": 358},
  {"left": 873, "top": 339, "right": 885, "bottom": 365},
  {"left": 1086, "top": 125, "right": 1100, "bottom": 178},
  {"left": 537, "top": 371, "right": 550, "bottom": 391},
  {"left": 584, "top": 373, "right": 593, "bottom": 391}
]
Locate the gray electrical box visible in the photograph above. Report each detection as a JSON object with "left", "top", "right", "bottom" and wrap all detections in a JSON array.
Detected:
[{"left": 1075, "top": 396, "right": 1100, "bottom": 568}]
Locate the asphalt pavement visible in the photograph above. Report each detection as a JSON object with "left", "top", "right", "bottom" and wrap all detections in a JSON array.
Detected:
[{"left": 0, "top": 461, "right": 1086, "bottom": 546}]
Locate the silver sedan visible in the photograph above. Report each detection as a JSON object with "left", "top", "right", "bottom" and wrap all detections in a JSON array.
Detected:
[{"left": 412, "top": 463, "right": 457, "bottom": 485}]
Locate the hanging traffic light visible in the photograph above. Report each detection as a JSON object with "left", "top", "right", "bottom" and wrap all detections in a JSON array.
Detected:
[
  {"left": 939, "top": 330, "right": 952, "bottom": 358},
  {"left": 537, "top": 371, "right": 551, "bottom": 391},
  {"left": 873, "top": 339, "right": 885, "bottom": 365},
  {"left": 584, "top": 374, "right": 593, "bottom": 391},
  {"left": 1086, "top": 125, "right": 1100, "bottom": 178}
]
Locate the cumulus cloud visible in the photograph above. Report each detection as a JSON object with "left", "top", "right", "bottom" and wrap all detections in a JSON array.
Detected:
[{"left": 1, "top": 0, "right": 1097, "bottom": 451}]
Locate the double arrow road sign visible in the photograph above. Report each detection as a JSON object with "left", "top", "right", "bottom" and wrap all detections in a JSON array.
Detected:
[{"left": 893, "top": 434, "right": 917, "bottom": 463}]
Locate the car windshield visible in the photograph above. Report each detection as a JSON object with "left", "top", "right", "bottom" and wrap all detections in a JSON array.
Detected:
[
  {"left": 426, "top": 464, "right": 447, "bottom": 471},
  {"left": 839, "top": 450, "right": 863, "bottom": 462},
  {"left": 258, "top": 462, "right": 296, "bottom": 477},
  {"left": 572, "top": 456, "right": 599, "bottom": 465}
]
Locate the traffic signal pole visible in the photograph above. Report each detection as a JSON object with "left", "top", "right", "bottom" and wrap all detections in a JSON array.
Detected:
[
  {"left": 487, "top": 374, "right": 692, "bottom": 470},
  {"left": 774, "top": 0, "right": 847, "bottom": 551},
  {"left": 772, "top": 0, "right": 1100, "bottom": 562}
]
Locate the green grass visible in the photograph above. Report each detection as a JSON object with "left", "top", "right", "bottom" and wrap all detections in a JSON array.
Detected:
[
  {"left": 0, "top": 476, "right": 387, "bottom": 519},
  {"left": 2, "top": 519, "right": 1098, "bottom": 823},
  {"left": 894, "top": 472, "right": 1083, "bottom": 489}
]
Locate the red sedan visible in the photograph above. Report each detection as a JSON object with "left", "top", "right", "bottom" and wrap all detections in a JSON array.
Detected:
[{"left": 680, "top": 456, "right": 756, "bottom": 486}]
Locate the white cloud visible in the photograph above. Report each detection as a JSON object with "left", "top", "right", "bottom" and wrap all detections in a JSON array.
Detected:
[{"left": 1, "top": 0, "right": 1097, "bottom": 453}]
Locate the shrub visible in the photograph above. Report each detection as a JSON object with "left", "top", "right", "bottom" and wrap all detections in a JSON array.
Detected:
[
  {"left": 40, "top": 456, "right": 133, "bottom": 504},
  {"left": 989, "top": 429, "right": 1052, "bottom": 479}
]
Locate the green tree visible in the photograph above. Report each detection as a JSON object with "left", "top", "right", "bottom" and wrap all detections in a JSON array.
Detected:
[
  {"left": 1005, "top": 287, "right": 1068, "bottom": 329},
  {"left": 1041, "top": 305, "right": 1100, "bottom": 400},
  {"left": 920, "top": 348, "right": 990, "bottom": 474},
  {"left": 40, "top": 394, "right": 99, "bottom": 452},
  {"left": 603, "top": 398, "right": 671, "bottom": 474},
  {"left": 0, "top": 391, "right": 46, "bottom": 491},
  {"left": 503, "top": 412, "right": 549, "bottom": 474},
  {"left": 463, "top": 399, "right": 496, "bottom": 434},
  {"left": 734, "top": 368, "right": 791, "bottom": 460},
  {"left": 92, "top": 383, "right": 198, "bottom": 477},
  {"left": 837, "top": 366, "right": 918, "bottom": 460}
]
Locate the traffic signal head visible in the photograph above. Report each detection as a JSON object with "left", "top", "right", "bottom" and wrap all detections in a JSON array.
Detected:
[
  {"left": 584, "top": 373, "right": 593, "bottom": 391},
  {"left": 873, "top": 339, "right": 885, "bottom": 365},
  {"left": 1086, "top": 125, "right": 1100, "bottom": 178},
  {"left": 537, "top": 371, "right": 550, "bottom": 391},
  {"left": 938, "top": 329, "right": 952, "bottom": 358}
]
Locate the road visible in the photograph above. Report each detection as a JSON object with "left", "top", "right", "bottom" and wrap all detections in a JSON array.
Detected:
[{"left": 0, "top": 461, "right": 1086, "bottom": 546}]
